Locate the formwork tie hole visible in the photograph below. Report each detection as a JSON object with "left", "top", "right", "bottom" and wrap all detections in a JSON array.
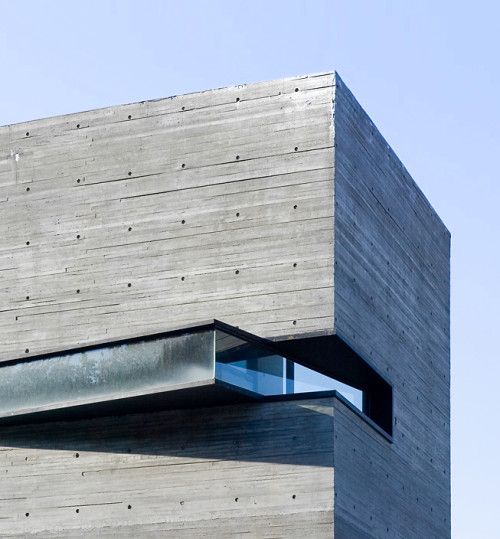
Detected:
[
  {"left": 235, "top": 97, "right": 240, "bottom": 102},
  {"left": 181, "top": 277, "right": 185, "bottom": 281},
  {"left": 128, "top": 115, "right": 132, "bottom": 120},
  {"left": 25, "top": 132, "right": 29, "bottom": 137},
  {"left": 75, "top": 453, "right": 79, "bottom": 458},
  {"left": 26, "top": 187, "right": 30, "bottom": 192},
  {"left": 77, "top": 179, "right": 81, "bottom": 183},
  {"left": 25, "top": 513, "right": 29, "bottom": 517},
  {"left": 76, "top": 508, "right": 80, "bottom": 514},
  {"left": 181, "top": 163, "right": 186, "bottom": 169},
  {"left": 26, "top": 241, "right": 30, "bottom": 246},
  {"left": 128, "top": 171, "right": 132, "bottom": 176},
  {"left": 127, "top": 283, "right": 132, "bottom": 288},
  {"left": 76, "top": 124, "right": 80, "bottom": 129},
  {"left": 128, "top": 227, "right": 132, "bottom": 232},
  {"left": 25, "top": 348, "right": 29, "bottom": 354},
  {"left": 293, "top": 204, "right": 297, "bottom": 209},
  {"left": 236, "top": 212, "right": 240, "bottom": 217},
  {"left": 76, "top": 289, "right": 80, "bottom": 294},
  {"left": 26, "top": 296, "right": 30, "bottom": 300},
  {"left": 295, "top": 87, "right": 299, "bottom": 92},
  {"left": 235, "top": 270, "right": 239, "bottom": 275},
  {"left": 234, "top": 498, "right": 238, "bottom": 502},
  {"left": 292, "top": 320, "right": 297, "bottom": 325},
  {"left": 128, "top": 505, "right": 132, "bottom": 510},
  {"left": 235, "top": 155, "right": 240, "bottom": 160},
  {"left": 181, "top": 219, "right": 186, "bottom": 224},
  {"left": 181, "top": 106, "right": 185, "bottom": 111},
  {"left": 294, "top": 147, "right": 299, "bottom": 152},
  {"left": 293, "top": 263, "right": 297, "bottom": 268},
  {"left": 76, "top": 234, "right": 81, "bottom": 239}
]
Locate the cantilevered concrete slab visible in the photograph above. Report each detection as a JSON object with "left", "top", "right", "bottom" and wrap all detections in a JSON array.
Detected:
[{"left": 0, "top": 320, "right": 389, "bottom": 440}]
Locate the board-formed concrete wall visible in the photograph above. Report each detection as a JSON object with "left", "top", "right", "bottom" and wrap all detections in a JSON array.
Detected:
[
  {"left": 0, "top": 398, "right": 334, "bottom": 538},
  {"left": 0, "top": 72, "right": 450, "bottom": 538},
  {"left": 0, "top": 73, "right": 335, "bottom": 361},
  {"left": 332, "top": 75, "right": 450, "bottom": 538}
]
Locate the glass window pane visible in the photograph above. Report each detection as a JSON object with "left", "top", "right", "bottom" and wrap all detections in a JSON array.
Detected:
[
  {"left": 215, "top": 330, "right": 363, "bottom": 411},
  {"left": 292, "top": 363, "right": 363, "bottom": 410},
  {"left": 0, "top": 330, "right": 214, "bottom": 417}
]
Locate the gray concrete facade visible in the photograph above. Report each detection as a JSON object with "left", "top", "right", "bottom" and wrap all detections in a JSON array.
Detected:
[
  {"left": 0, "top": 73, "right": 450, "bottom": 537},
  {"left": 0, "top": 398, "right": 335, "bottom": 537},
  {"left": 332, "top": 76, "right": 450, "bottom": 538}
]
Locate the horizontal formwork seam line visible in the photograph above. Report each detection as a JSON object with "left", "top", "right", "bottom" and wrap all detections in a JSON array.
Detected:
[
  {"left": 56, "top": 284, "right": 333, "bottom": 308},
  {"left": 0, "top": 215, "right": 333, "bottom": 254},
  {"left": 81, "top": 162, "right": 333, "bottom": 192},
  {"left": 100, "top": 86, "right": 334, "bottom": 124},
  {"left": 2, "top": 162, "right": 332, "bottom": 199},
  {"left": 1, "top": 303, "right": 121, "bottom": 317},
  {"left": 84, "top": 215, "right": 334, "bottom": 252},
  {"left": 52, "top": 501, "right": 123, "bottom": 509},
  {"left": 0, "top": 75, "right": 334, "bottom": 131},
  {"left": 5, "top": 103, "right": 329, "bottom": 150},
  {"left": 2, "top": 285, "right": 332, "bottom": 318}
]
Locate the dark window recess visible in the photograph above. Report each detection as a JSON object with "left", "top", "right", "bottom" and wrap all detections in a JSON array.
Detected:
[
  {"left": 273, "top": 335, "right": 393, "bottom": 436},
  {"left": 216, "top": 334, "right": 364, "bottom": 410}
]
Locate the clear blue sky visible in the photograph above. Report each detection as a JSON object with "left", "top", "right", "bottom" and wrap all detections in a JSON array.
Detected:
[{"left": 1, "top": 1, "right": 498, "bottom": 536}]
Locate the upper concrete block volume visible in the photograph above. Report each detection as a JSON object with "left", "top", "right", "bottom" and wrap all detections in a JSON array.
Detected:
[
  {"left": 0, "top": 72, "right": 450, "bottom": 538},
  {"left": 0, "top": 72, "right": 448, "bottom": 356}
]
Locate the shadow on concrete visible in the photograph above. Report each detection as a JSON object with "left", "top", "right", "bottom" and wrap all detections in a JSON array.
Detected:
[{"left": 0, "top": 396, "right": 335, "bottom": 468}]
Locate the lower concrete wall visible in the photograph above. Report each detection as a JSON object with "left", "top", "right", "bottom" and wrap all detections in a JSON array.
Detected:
[
  {"left": 333, "top": 398, "right": 448, "bottom": 539},
  {"left": 0, "top": 399, "right": 334, "bottom": 537}
]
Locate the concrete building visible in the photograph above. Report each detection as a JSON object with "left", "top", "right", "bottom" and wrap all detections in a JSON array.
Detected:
[{"left": 0, "top": 72, "right": 450, "bottom": 537}]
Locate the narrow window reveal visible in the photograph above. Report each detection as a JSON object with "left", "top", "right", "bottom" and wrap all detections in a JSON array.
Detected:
[{"left": 216, "top": 334, "right": 363, "bottom": 410}]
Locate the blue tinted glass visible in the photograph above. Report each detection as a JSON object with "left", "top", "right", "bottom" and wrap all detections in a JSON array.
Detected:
[
  {"left": 215, "top": 331, "right": 363, "bottom": 411},
  {"left": 292, "top": 364, "right": 363, "bottom": 410}
]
